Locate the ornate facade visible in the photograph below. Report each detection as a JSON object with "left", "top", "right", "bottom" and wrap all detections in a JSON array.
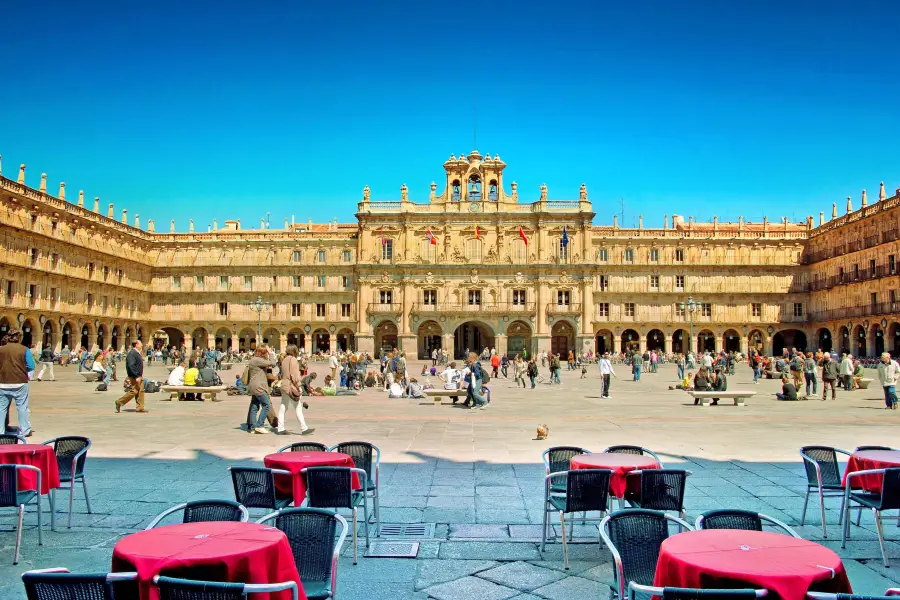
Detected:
[{"left": 1, "top": 153, "right": 898, "bottom": 359}]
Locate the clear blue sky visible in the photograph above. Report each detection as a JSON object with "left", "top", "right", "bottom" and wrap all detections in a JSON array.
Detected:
[{"left": 2, "top": 0, "right": 898, "bottom": 230}]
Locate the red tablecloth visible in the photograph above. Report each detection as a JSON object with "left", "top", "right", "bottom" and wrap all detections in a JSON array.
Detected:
[
  {"left": 264, "top": 451, "right": 360, "bottom": 505},
  {"left": 654, "top": 530, "right": 852, "bottom": 600},
  {"left": 570, "top": 453, "right": 660, "bottom": 498},
  {"left": 0, "top": 444, "right": 60, "bottom": 494},
  {"left": 842, "top": 450, "right": 900, "bottom": 493},
  {"left": 111, "top": 521, "right": 304, "bottom": 600}
]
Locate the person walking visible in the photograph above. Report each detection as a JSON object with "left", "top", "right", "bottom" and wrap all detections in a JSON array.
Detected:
[
  {"left": 431, "top": 348, "right": 438, "bottom": 367},
  {"left": 676, "top": 353, "right": 685, "bottom": 381},
  {"left": 0, "top": 329, "right": 35, "bottom": 437},
  {"left": 877, "top": 352, "right": 899, "bottom": 410},
  {"left": 490, "top": 352, "right": 500, "bottom": 379},
  {"left": 549, "top": 353, "right": 561, "bottom": 384},
  {"left": 527, "top": 358, "right": 538, "bottom": 389},
  {"left": 820, "top": 352, "right": 839, "bottom": 400},
  {"left": 789, "top": 352, "right": 804, "bottom": 389},
  {"left": 803, "top": 352, "right": 818, "bottom": 396},
  {"left": 514, "top": 355, "right": 526, "bottom": 388},
  {"left": 245, "top": 345, "right": 276, "bottom": 434},
  {"left": 839, "top": 353, "right": 854, "bottom": 391},
  {"left": 277, "top": 345, "right": 314, "bottom": 435},
  {"left": 115, "top": 340, "right": 148, "bottom": 413},
  {"left": 466, "top": 352, "right": 488, "bottom": 410},
  {"left": 37, "top": 345, "right": 56, "bottom": 381},
  {"left": 632, "top": 351, "right": 642, "bottom": 381},
  {"left": 598, "top": 352, "right": 617, "bottom": 398}
]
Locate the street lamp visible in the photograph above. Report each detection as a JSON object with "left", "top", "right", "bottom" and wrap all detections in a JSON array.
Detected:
[
  {"left": 678, "top": 296, "right": 699, "bottom": 353},
  {"left": 249, "top": 295, "right": 267, "bottom": 344}
]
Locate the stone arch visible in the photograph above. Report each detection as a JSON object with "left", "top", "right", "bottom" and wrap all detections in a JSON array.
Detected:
[
  {"left": 262, "top": 327, "right": 281, "bottom": 351},
  {"left": 889, "top": 322, "right": 900, "bottom": 355},
  {"left": 646, "top": 328, "right": 665, "bottom": 352},
  {"left": 453, "top": 320, "right": 496, "bottom": 359},
  {"left": 374, "top": 320, "right": 398, "bottom": 357},
  {"left": 838, "top": 326, "right": 851, "bottom": 355},
  {"left": 191, "top": 327, "right": 209, "bottom": 351},
  {"left": 124, "top": 326, "right": 134, "bottom": 348},
  {"left": 773, "top": 329, "right": 808, "bottom": 355},
  {"left": 621, "top": 328, "right": 640, "bottom": 354},
  {"left": 550, "top": 319, "right": 576, "bottom": 357},
  {"left": 853, "top": 325, "right": 866, "bottom": 357},
  {"left": 671, "top": 328, "right": 688, "bottom": 354},
  {"left": 40, "top": 319, "right": 56, "bottom": 350},
  {"left": 815, "top": 327, "right": 832, "bottom": 352},
  {"left": 61, "top": 321, "right": 77, "bottom": 350},
  {"left": 871, "top": 323, "right": 885, "bottom": 357},
  {"left": 697, "top": 329, "right": 716, "bottom": 353},
  {"left": 337, "top": 328, "right": 355, "bottom": 352},
  {"left": 0, "top": 316, "right": 12, "bottom": 339},
  {"left": 287, "top": 328, "right": 305, "bottom": 350},
  {"left": 312, "top": 328, "right": 330, "bottom": 353},
  {"left": 417, "top": 320, "right": 442, "bottom": 360},
  {"left": 215, "top": 327, "right": 232, "bottom": 351},
  {"left": 111, "top": 325, "right": 120, "bottom": 351},
  {"left": 238, "top": 327, "right": 256, "bottom": 352},
  {"left": 507, "top": 320, "right": 532, "bottom": 358},
  {"left": 136, "top": 325, "right": 144, "bottom": 342},
  {"left": 595, "top": 329, "right": 613, "bottom": 355},
  {"left": 160, "top": 327, "right": 184, "bottom": 350},
  {"left": 723, "top": 329, "right": 741, "bottom": 353},
  {"left": 747, "top": 329, "right": 765, "bottom": 354},
  {"left": 97, "top": 323, "right": 108, "bottom": 351},
  {"left": 79, "top": 322, "right": 92, "bottom": 350},
  {"left": 21, "top": 318, "right": 36, "bottom": 348}
]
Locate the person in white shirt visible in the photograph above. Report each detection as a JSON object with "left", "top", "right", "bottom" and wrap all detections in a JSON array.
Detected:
[
  {"left": 877, "top": 352, "right": 899, "bottom": 409},
  {"left": 840, "top": 353, "right": 854, "bottom": 391},
  {"left": 597, "top": 353, "right": 617, "bottom": 398},
  {"left": 167, "top": 361, "right": 186, "bottom": 386},
  {"left": 440, "top": 362, "right": 462, "bottom": 404},
  {"left": 702, "top": 353, "right": 713, "bottom": 369},
  {"left": 329, "top": 353, "right": 339, "bottom": 382}
]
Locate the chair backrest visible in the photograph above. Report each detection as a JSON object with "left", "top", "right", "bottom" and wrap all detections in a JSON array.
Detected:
[
  {"left": 183, "top": 500, "right": 248, "bottom": 524},
  {"left": 630, "top": 584, "right": 764, "bottom": 600},
  {"left": 156, "top": 576, "right": 246, "bottom": 599},
  {"left": 855, "top": 446, "right": 894, "bottom": 452},
  {"left": 637, "top": 470, "right": 688, "bottom": 511},
  {"left": 606, "top": 509, "right": 672, "bottom": 587},
  {"left": 280, "top": 442, "right": 328, "bottom": 453},
  {"left": 22, "top": 572, "right": 112, "bottom": 600},
  {"left": 564, "top": 469, "right": 612, "bottom": 513},
  {"left": 808, "top": 594, "right": 898, "bottom": 600},
  {"left": 230, "top": 467, "right": 278, "bottom": 509},
  {"left": 331, "top": 441, "right": 377, "bottom": 481},
  {"left": 696, "top": 509, "right": 763, "bottom": 531},
  {"left": 543, "top": 446, "right": 589, "bottom": 475},
  {"left": 800, "top": 446, "right": 843, "bottom": 487},
  {"left": 304, "top": 467, "right": 354, "bottom": 509},
  {"left": 879, "top": 468, "right": 900, "bottom": 511},
  {"left": 606, "top": 445, "right": 646, "bottom": 456},
  {"left": 0, "top": 464, "right": 19, "bottom": 507},
  {"left": 49, "top": 436, "right": 91, "bottom": 479},
  {"left": 0, "top": 433, "right": 23, "bottom": 445},
  {"left": 267, "top": 508, "right": 345, "bottom": 589}
]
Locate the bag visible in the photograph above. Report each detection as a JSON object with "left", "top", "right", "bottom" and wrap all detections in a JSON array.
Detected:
[
  {"left": 96, "top": 383, "right": 108, "bottom": 392},
  {"left": 481, "top": 371, "right": 490, "bottom": 384},
  {"left": 198, "top": 368, "right": 221, "bottom": 387},
  {"left": 144, "top": 380, "right": 160, "bottom": 393}
]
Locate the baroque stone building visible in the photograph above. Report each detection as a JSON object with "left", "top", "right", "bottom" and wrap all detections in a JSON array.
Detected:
[{"left": 1, "top": 152, "right": 898, "bottom": 359}]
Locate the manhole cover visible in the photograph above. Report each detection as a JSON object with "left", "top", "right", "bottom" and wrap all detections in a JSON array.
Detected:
[
  {"left": 365, "top": 541, "right": 420, "bottom": 558},
  {"left": 377, "top": 523, "right": 436, "bottom": 539}
]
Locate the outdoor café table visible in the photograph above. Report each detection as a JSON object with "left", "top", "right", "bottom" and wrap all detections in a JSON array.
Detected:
[
  {"left": 111, "top": 521, "right": 304, "bottom": 600},
  {"left": 569, "top": 453, "right": 660, "bottom": 498},
  {"left": 654, "top": 529, "right": 852, "bottom": 600},
  {"left": 264, "top": 451, "right": 360, "bottom": 506},
  {"left": 0, "top": 443, "right": 60, "bottom": 495},
  {"left": 842, "top": 449, "right": 900, "bottom": 494}
]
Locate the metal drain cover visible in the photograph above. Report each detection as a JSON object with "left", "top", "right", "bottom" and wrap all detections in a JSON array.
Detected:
[
  {"left": 377, "top": 523, "right": 436, "bottom": 539},
  {"left": 364, "top": 541, "right": 420, "bottom": 558}
]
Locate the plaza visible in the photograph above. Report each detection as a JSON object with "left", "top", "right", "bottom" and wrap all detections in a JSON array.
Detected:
[{"left": 1, "top": 359, "right": 898, "bottom": 599}]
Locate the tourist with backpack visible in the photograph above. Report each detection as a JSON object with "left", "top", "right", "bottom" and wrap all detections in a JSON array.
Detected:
[{"left": 467, "top": 351, "right": 488, "bottom": 410}]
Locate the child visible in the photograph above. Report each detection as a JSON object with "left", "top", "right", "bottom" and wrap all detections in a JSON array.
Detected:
[
  {"left": 235, "top": 374, "right": 248, "bottom": 394},
  {"left": 670, "top": 371, "right": 693, "bottom": 391},
  {"left": 421, "top": 364, "right": 428, "bottom": 376},
  {"left": 580, "top": 364, "right": 588, "bottom": 379}
]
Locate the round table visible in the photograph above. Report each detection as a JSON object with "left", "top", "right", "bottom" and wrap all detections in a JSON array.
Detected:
[
  {"left": 0, "top": 444, "right": 60, "bottom": 494},
  {"left": 654, "top": 530, "right": 852, "bottom": 600},
  {"left": 111, "top": 521, "right": 304, "bottom": 600},
  {"left": 570, "top": 453, "right": 659, "bottom": 498},
  {"left": 264, "top": 451, "right": 359, "bottom": 505},
  {"left": 843, "top": 450, "right": 900, "bottom": 493}
]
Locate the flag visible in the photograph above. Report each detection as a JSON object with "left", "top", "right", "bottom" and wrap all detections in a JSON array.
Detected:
[
  {"left": 474, "top": 223, "right": 480, "bottom": 240},
  {"left": 427, "top": 227, "right": 437, "bottom": 245},
  {"left": 380, "top": 226, "right": 385, "bottom": 246},
  {"left": 561, "top": 226, "right": 569, "bottom": 248},
  {"left": 519, "top": 226, "right": 528, "bottom": 245}
]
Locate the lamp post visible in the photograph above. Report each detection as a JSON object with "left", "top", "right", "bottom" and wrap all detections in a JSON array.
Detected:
[
  {"left": 678, "top": 296, "right": 699, "bottom": 354},
  {"left": 249, "top": 295, "right": 266, "bottom": 345}
]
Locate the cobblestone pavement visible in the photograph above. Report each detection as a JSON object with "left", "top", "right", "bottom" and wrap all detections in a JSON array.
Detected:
[{"left": 1, "top": 360, "right": 898, "bottom": 598}]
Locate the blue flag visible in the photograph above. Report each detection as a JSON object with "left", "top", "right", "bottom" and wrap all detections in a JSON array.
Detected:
[{"left": 561, "top": 226, "right": 569, "bottom": 248}]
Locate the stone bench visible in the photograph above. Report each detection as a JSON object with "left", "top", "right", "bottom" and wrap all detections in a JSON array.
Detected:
[
  {"left": 80, "top": 372, "right": 102, "bottom": 382},
  {"left": 425, "top": 389, "right": 464, "bottom": 405},
  {"left": 687, "top": 390, "right": 756, "bottom": 406},
  {"left": 857, "top": 377, "right": 873, "bottom": 390},
  {"left": 161, "top": 385, "right": 227, "bottom": 402}
]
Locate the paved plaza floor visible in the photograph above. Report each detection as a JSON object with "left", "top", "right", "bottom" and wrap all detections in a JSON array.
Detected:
[{"left": 2, "top": 359, "right": 899, "bottom": 598}]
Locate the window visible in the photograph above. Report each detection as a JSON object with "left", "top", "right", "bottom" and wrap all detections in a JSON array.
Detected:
[
  {"left": 752, "top": 302, "right": 762, "bottom": 317},
  {"left": 342, "top": 275, "right": 351, "bottom": 289},
  {"left": 468, "top": 290, "right": 482, "bottom": 305},
  {"left": 675, "top": 248, "right": 684, "bottom": 262},
  {"left": 219, "top": 302, "right": 228, "bottom": 316},
  {"left": 292, "top": 250, "right": 302, "bottom": 262},
  {"left": 675, "top": 303, "right": 685, "bottom": 317},
  {"left": 466, "top": 238, "right": 483, "bottom": 262},
  {"left": 511, "top": 239, "right": 527, "bottom": 264},
  {"left": 870, "top": 259, "right": 876, "bottom": 277},
  {"left": 791, "top": 302, "right": 803, "bottom": 317},
  {"left": 598, "top": 302, "right": 609, "bottom": 317},
  {"left": 195, "top": 275, "right": 203, "bottom": 289},
  {"left": 650, "top": 248, "right": 659, "bottom": 262},
  {"left": 102, "top": 295, "right": 108, "bottom": 310},
  {"left": 559, "top": 238, "right": 568, "bottom": 261},
  {"left": 270, "top": 302, "right": 278, "bottom": 315},
  {"left": 5, "top": 280, "right": 14, "bottom": 299},
  {"left": 599, "top": 275, "right": 609, "bottom": 291},
  {"left": 557, "top": 291, "right": 570, "bottom": 306},
  {"left": 86, "top": 293, "right": 94, "bottom": 309},
  {"left": 701, "top": 303, "right": 712, "bottom": 317},
  {"left": 892, "top": 290, "right": 898, "bottom": 308},
  {"left": 379, "top": 290, "right": 393, "bottom": 304},
  {"left": 316, "top": 303, "right": 326, "bottom": 317},
  {"left": 28, "top": 284, "right": 37, "bottom": 306},
  {"left": 244, "top": 276, "right": 252, "bottom": 288},
  {"left": 624, "top": 248, "right": 634, "bottom": 262},
  {"left": 114, "top": 297, "right": 121, "bottom": 310},
  {"left": 51, "top": 288, "right": 58, "bottom": 307},
  {"left": 512, "top": 290, "right": 527, "bottom": 306},
  {"left": 316, "top": 275, "right": 326, "bottom": 288},
  {"left": 871, "top": 292, "right": 877, "bottom": 308},
  {"left": 839, "top": 267, "right": 845, "bottom": 282},
  {"left": 27, "top": 248, "right": 36, "bottom": 266},
  {"left": 382, "top": 239, "right": 393, "bottom": 260},
  {"left": 129, "top": 300, "right": 135, "bottom": 312},
  {"left": 423, "top": 290, "right": 437, "bottom": 305},
  {"left": 117, "top": 269, "right": 123, "bottom": 282},
  {"left": 650, "top": 275, "right": 659, "bottom": 290},
  {"left": 88, "top": 262, "right": 95, "bottom": 277},
  {"left": 421, "top": 239, "right": 438, "bottom": 262},
  {"left": 341, "top": 303, "right": 352, "bottom": 317},
  {"left": 675, "top": 275, "right": 685, "bottom": 290},
  {"left": 219, "top": 275, "right": 228, "bottom": 289},
  {"left": 292, "top": 275, "right": 301, "bottom": 288},
  {"left": 271, "top": 275, "right": 277, "bottom": 289},
  {"left": 51, "top": 253, "right": 60, "bottom": 270},
  {"left": 342, "top": 250, "right": 352, "bottom": 262},
  {"left": 853, "top": 263, "right": 859, "bottom": 279},
  {"left": 624, "top": 302, "right": 635, "bottom": 317},
  {"left": 172, "top": 276, "right": 181, "bottom": 290},
  {"left": 291, "top": 303, "right": 303, "bottom": 317},
  {"left": 103, "top": 266, "right": 110, "bottom": 280},
  {"left": 891, "top": 255, "right": 897, "bottom": 275},
  {"left": 598, "top": 248, "right": 608, "bottom": 262},
  {"left": 317, "top": 250, "right": 326, "bottom": 263}
]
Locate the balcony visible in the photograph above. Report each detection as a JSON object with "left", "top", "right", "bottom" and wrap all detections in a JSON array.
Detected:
[
  {"left": 411, "top": 302, "right": 536, "bottom": 315},
  {"left": 545, "top": 303, "right": 582, "bottom": 315},
  {"left": 808, "top": 301, "right": 900, "bottom": 323},
  {"left": 367, "top": 302, "right": 403, "bottom": 314}
]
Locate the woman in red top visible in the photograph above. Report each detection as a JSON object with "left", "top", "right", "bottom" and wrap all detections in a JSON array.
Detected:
[{"left": 490, "top": 352, "right": 501, "bottom": 378}]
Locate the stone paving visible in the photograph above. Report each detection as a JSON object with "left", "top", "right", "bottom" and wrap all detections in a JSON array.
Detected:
[{"left": 1, "top": 359, "right": 899, "bottom": 598}]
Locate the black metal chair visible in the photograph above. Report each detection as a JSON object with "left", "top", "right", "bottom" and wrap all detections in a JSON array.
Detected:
[
  {"left": 540, "top": 468, "right": 612, "bottom": 569},
  {"left": 541, "top": 446, "right": 591, "bottom": 495},
  {"left": 330, "top": 442, "right": 380, "bottom": 531},
  {"left": 600, "top": 509, "right": 693, "bottom": 600},
  {"left": 302, "top": 466, "right": 369, "bottom": 564},
  {"left": 258, "top": 508, "right": 349, "bottom": 599},
  {"left": 229, "top": 466, "right": 293, "bottom": 515},
  {"left": 842, "top": 467, "right": 900, "bottom": 567},
  {"left": 855, "top": 446, "right": 896, "bottom": 452},
  {"left": 629, "top": 583, "right": 768, "bottom": 600},
  {"left": 808, "top": 591, "right": 900, "bottom": 600},
  {"left": 279, "top": 442, "right": 329, "bottom": 453},
  {"left": 22, "top": 568, "right": 137, "bottom": 600},
  {"left": 146, "top": 500, "right": 249, "bottom": 529},
  {"left": 800, "top": 445, "right": 850, "bottom": 537},
  {"left": 42, "top": 436, "right": 92, "bottom": 529},
  {"left": 695, "top": 509, "right": 800, "bottom": 538},
  {"left": 624, "top": 469, "right": 690, "bottom": 520},
  {"left": 1, "top": 464, "right": 44, "bottom": 564},
  {"left": 154, "top": 575, "right": 298, "bottom": 600},
  {"left": 603, "top": 445, "right": 663, "bottom": 466},
  {"left": 0, "top": 433, "right": 24, "bottom": 445}
]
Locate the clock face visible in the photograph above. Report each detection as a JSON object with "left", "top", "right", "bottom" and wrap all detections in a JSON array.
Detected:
[{"left": 469, "top": 202, "right": 480, "bottom": 212}]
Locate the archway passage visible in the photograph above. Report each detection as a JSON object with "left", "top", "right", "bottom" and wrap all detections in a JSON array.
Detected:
[
  {"left": 287, "top": 329, "right": 305, "bottom": 350},
  {"left": 595, "top": 329, "right": 613, "bottom": 355},
  {"left": 453, "top": 321, "right": 495, "bottom": 359},
  {"left": 550, "top": 321, "right": 575, "bottom": 357},
  {"left": 111, "top": 326, "right": 120, "bottom": 351},
  {"left": 60, "top": 322, "right": 74, "bottom": 350},
  {"left": 80, "top": 324, "right": 90, "bottom": 350},
  {"left": 262, "top": 327, "right": 281, "bottom": 351},
  {"left": 21, "top": 319, "right": 35, "bottom": 348},
  {"left": 375, "top": 321, "right": 398, "bottom": 357},
  {"left": 238, "top": 328, "right": 256, "bottom": 352},
  {"left": 42, "top": 321, "right": 54, "bottom": 349},
  {"left": 191, "top": 327, "right": 209, "bottom": 351},
  {"left": 838, "top": 326, "right": 850, "bottom": 355},
  {"left": 723, "top": 329, "right": 740, "bottom": 353},
  {"left": 697, "top": 329, "right": 715, "bottom": 353},
  {"left": 873, "top": 325, "right": 885, "bottom": 356},
  {"left": 890, "top": 323, "right": 900, "bottom": 355},
  {"left": 313, "top": 329, "right": 330, "bottom": 353},
  {"left": 747, "top": 329, "right": 764, "bottom": 355},
  {"left": 97, "top": 325, "right": 107, "bottom": 351},
  {"left": 773, "top": 329, "right": 808, "bottom": 355},
  {"left": 160, "top": 327, "right": 184, "bottom": 350},
  {"left": 646, "top": 329, "right": 665, "bottom": 352},
  {"left": 853, "top": 325, "right": 866, "bottom": 357},
  {"left": 507, "top": 320, "right": 532, "bottom": 358},
  {"left": 621, "top": 329, "right": 640, "bottom": 354},
  {"left": 417, "top": 320, "right": 442, "bottom": 360},
  {"left": 337, "top": 329, "right": 355, "bottom": 352},
  {"left": 672, "top": 329, "right": 687, "bottom": 354},
  {"left": 215, "top": 328, "right": 232, "bottom": 351},
  {"left": 0, "top": 317, "right": 10, "bottom": 338},
  {"left": 816, "top": 327, "right": 832, "bottom": 353}
]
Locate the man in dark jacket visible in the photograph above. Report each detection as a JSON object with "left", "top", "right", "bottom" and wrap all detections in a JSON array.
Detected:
[
  {"left": 0, "top": 329, "right": 35, "bottom": 437},
  {"left": 115, "top": 340, "right": 148, "bottom": 413},
  {"left": 776, "top": 376, "right": 798, "bottom": 401},
  {"left": 820, "top": 352, "right": 839, "bottom": 401}
]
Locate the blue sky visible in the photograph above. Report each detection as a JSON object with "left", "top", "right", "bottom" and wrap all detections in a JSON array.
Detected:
[{"left": 2, "top": 0, "right": 898, "bottom": 230}]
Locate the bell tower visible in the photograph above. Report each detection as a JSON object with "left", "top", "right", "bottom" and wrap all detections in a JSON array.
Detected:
[{"left": 436, "top": 150, "right": 510, "bottom": 203}]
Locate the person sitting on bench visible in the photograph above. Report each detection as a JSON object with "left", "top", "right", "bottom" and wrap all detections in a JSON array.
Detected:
[
  {"left": 710, "top": 366, "right": 727, "bottom": 405},
  {"left": 692, "top": 367, "right": 711, "bottom": 405},
  {"left": 776, "top": 376, "right": 798, "bottom": 401},
  {"left": 852, "top": 360, "right": 865, "bottom": 389},
  {"left": 167, "top": 360, "right": 186, "bottom": 386},
  {"left": 183, "top": 360, "right": 200, "bottom": 400}
]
